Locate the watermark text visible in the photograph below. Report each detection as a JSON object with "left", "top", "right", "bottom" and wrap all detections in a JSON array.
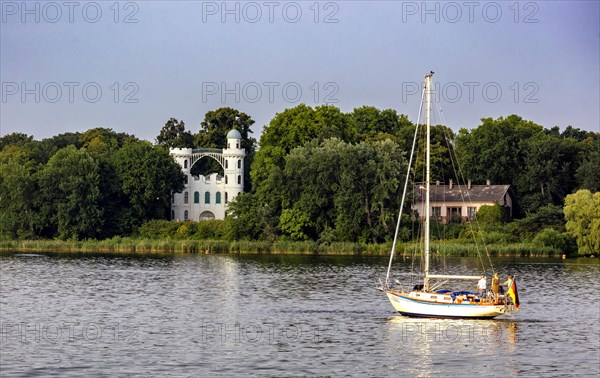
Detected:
[
  {"left": 201, "top": 1, "right": 339, "bottom": 23},
  {"left": 401, "top": 1, "right": 540, "bottom": 23},
  {"left": 201, "top": 322, "right": 339, "bottom": 343},
  {"left": 2, "top": 81, "right": 140, "bottom": 103},
  {"left": 1, "top": 322, "right": 139, "bottom": 343},
  {"left": 202, "top": 81, "right": 339, "bottom": 104},
  {"left": 402, "top": 81, "right": 539, "bottom": 104},
  {"left": 1, "top": 1, "right": 140, "bottom": 23}
]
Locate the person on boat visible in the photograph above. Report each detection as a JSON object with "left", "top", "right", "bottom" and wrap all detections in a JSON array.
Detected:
[
  {"left": 477, "top": 275, "right": 487, "bottom": 298},
  {"left": 491, "top": 272, "right": 500, "bottom": 300},
  {"left": 500, "top": 274, "right": 513, "bottom": 295}
]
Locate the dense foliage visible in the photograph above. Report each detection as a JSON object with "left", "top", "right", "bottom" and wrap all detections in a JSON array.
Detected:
[
  {"left": 564, "top": 190, "right": 600, "bottom": 254},
  {"left": 0, "top": 128, "right": 184, "bottom": 240},
  {"left": 1, "top": 106, "right": 598, "bottom": 254}
]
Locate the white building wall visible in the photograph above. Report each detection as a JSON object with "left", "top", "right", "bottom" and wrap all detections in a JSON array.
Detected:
[{"left": 170, "top": 133, "right": 245, "bottom": 221}]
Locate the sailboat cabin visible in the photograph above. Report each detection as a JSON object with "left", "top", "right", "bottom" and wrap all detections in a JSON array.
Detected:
[{"left": 412, "top": 179, "right": 514, "bottom": 223}]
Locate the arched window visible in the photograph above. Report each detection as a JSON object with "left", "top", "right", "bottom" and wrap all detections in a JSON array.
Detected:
[
  {"left": 199, "top": 211, "right": 215, "bottom": 220},
  {"left": 236, "top": 142, "right": 239, "bottom": 149},
  {"left": 216, "top": 192, "right": 221, "bottom": 204},
  {"left": 171, "top": 210, "right": 175, "bottom": 220},
  {"left": 205, "top": 191, "right": 210, "bottom": 204},
  {"left": 184, "top": 191, "right": 189, "bottom": 204},
  {"left": 225, "top": 160, "right": 228, "bottom": 169},
  {"left": 184, "top": 210, "right": 188, "bottom": 220},
  {"left": 237, "top": 159, "right": 241, "bottom": 169},
  {"left": 184, "top": 159, "right": 188, "bottom": 169},
  {"left": 194, "top": 191, "right": 199, "bottom": 204},
  {"left": 225, "top": 192, "right": 228, "bottom": 203},
  {"left": 237, "top": 175, "right": 241, "bottom": 184},
  {"left": 184, "top": 175, "right": 188, "bottom": 185},
  {"left": 171, "top": 194, "right": 175, "bottom": 204},
  {"left": 225, "top": 175, "right": 228, "bottom": 184}
]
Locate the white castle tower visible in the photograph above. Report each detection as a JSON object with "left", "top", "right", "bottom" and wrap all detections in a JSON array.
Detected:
[{"left": 169, "top": 129, "right": 245, "bottom": 221}]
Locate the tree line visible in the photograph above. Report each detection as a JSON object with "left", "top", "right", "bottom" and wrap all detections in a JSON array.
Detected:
[{"left": 1, "top": 105, "right": 598, "bottom": 252}]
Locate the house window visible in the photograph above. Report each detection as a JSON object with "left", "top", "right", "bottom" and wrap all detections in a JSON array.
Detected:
[
  {"left": 184, "top": 159, "right": 188, "bottom": 169},
  {"left": 448, "top": 207, "right": 462, "bottom": 223},
  {"left": 237, "top": 175, "right": 241, "bottom": 184},
  {"left": 225, "top": 192, "right": 228, "bottom": 203},
  {"left": 184, "top": 175, "right": 188, "bottom": 185},
  {"left": 236, "top": 142, "right": 239, "bottom": 149},
  {"left": 184, "top": 210, "right": 188, "bottom": 220},
  {"left": 216, "top": 192, "right": 221, "bottom": 204},
  {"left": 468, "top": 207, "right": 477, "bottom": 221},
  {"left": 205, "top": 191, "right": 210, "bottom": 204},
  {"left": 194, "top": 191, "right": 199, "bottom": 204},
  {"left": 225, "top": 160, "right": 228, "bottom": 169},
  {"left": 237, "top": 159, "right": 241, "bottom": 169},
  {"left": 225, "top": 175, "right": 228, "bottom": 184},
  {"left": 184, "top": 191, "right": 188, "bottom": 204},
  {"left": 171, "top": 194, "right": 175, "bottom": 204},
  {"left": 432, "top": 206, "right": 441, "bottom": 220}
]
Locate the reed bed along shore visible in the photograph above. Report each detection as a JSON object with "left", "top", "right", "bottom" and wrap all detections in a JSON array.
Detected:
[{"left": 0, "top": 238, "right": 563, "bottom": 257}]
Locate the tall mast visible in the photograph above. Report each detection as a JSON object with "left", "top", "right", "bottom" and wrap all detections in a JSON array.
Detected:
[{"left": 423, "top": 71, "right": 433, "bottom": 292}]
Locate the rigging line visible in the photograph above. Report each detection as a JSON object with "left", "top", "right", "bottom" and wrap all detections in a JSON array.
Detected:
[
  {"left": 435, "top": 101, "right": 495, "bottom": 274},
  {"left": 434, "top": 101, "right": 487, "bottom": 272},
  {"left": 385, "top": 83, "right": 426, "bottom": 289}
]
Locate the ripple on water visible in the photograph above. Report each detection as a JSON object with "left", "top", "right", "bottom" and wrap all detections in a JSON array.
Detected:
[{"left": 1, "top": 253, "right": 598, "bottom": 376}]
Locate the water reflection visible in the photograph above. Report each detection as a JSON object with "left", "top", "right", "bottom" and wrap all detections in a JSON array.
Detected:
[{"left": 383, "top": 316, "right": 526, "bottom": 376}]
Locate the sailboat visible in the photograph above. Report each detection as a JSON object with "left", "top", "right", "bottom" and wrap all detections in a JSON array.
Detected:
[{"left": 383, "top": 71, "right": 517, "bottom": 319}]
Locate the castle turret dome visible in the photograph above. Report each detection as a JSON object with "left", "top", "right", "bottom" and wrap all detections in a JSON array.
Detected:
[{"left": 226, "top": 129, "right": 242, "bottom": 139}]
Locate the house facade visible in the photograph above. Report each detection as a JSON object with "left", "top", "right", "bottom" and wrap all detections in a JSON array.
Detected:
[
  {"left": 170, "top": 129, "right": 245, "bottom": 221},
  {"left": 412, "top": 180, "right": 513, "bottom": 223}
]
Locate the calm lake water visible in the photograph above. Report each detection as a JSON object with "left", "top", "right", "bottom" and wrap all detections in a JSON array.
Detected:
[{"left": 1, "top": 251, "right": 599, "bottom": 377}]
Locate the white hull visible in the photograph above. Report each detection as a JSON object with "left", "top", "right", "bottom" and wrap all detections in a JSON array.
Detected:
[{"left": 386, "top": 291, "right": 509, "bottom": 319}]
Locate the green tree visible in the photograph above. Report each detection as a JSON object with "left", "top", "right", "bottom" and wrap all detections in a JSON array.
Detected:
[
  {"left": 81, "top": 128, "right": 136, "bottom": 153},
  {"left": 507, "top": 204, "right": 565, "bottom": 240},
  {"left": 279, "top": 209, "right": 311, "bottom": 240},
  {"left": 456, "top": 115, "right": 545, "bottom": 216},
  {"left": 576, "top": 137, "right": 600, "bottom": 192},
  {"left": 80, "top": 129, "right": 138, "bottom": 238},
  {"left": 351, "top": 106, "right": 412, "bottom": 141},
  {"left": 156, "top": 118, "right": 194, "bottom": 148},
  {"left": 560, "top": 125, "right": 591, "bottom": 141},
  {"left": 195, "top": 107, "right": 256, "bottom": 152},
  {"left": 0, "top": 133, "right": 33, "bottom": 151},
  {"left": 279, "top": 138, "right": 405, "bottom": 243},
  {"left": 113, "top": 141, "right": 185, "bottom": 227},
  {"left": 533, "top": 228, "right": 573, "bottom": 254},
  {"left": 517, "top": 133, "right": 581, "bottom": 211},
  {"left": 476, "top": 204, "right": 504, "bottom": 225},
  {"left": 260, "top": 104, "right": 354, "bottom": 152},
  {"left": 564, "top": 189, "right": 600, "bottom": 254},
  {"left": 252, "top": 104, "right": 355, "bottom": 198},
  {"left": 0, "top": 151, "right": 36, "bottom": 238},
  {"left": 193, "top": 108, "right": 256, "bottom": 189},
  {"left": 37, "top": 145, "right": 103, "bottom": 239},
  {"left": 226, "top": 193, "right": 277, "bottom": 241}
]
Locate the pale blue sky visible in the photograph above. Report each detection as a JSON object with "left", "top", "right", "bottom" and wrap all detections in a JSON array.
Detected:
[{"left": 1, "top": 1, "right": 599, "bottom": 141}]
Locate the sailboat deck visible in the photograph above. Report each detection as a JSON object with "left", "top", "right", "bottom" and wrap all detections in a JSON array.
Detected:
[{"left": 387, "top": 289, "right": 506, "bottom": 306}]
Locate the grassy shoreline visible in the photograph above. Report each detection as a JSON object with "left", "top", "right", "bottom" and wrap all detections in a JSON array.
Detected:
[{"left": 0, "top": 238, "right": 567, "bottom": 257}]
